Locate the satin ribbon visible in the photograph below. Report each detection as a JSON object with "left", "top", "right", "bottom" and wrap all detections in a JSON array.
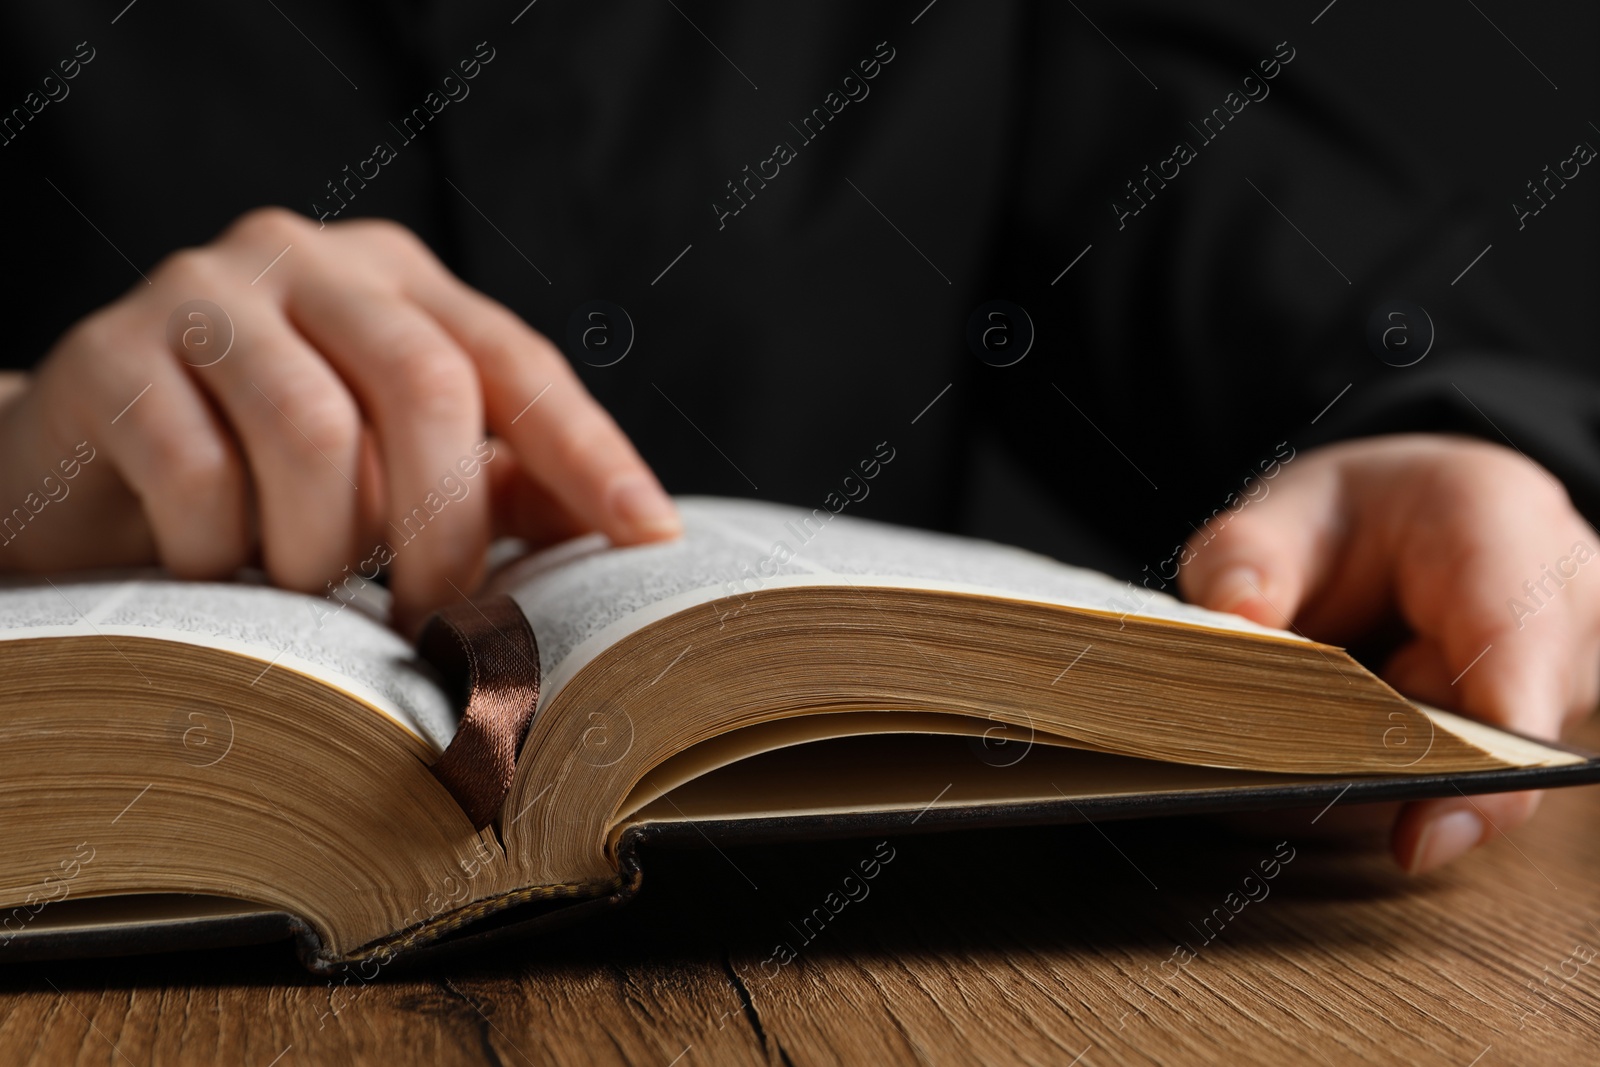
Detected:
[{"left": 417, "top": 594, "right": 541, "bottom": 830}]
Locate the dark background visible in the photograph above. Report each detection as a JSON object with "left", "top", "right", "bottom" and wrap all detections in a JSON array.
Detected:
[{"left": 2, "top": 0, "right": 1596, "bottom": 581}]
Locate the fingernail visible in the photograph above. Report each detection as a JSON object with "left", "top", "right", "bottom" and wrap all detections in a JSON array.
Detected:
[
  {"left": 1208, "top": 565, "right": 1264, "bottom": 614},
  {"left": 1408, "top": 809, "right": 1485, "bottom": 875},
  {"left": 609, "top": 476, "right": 681, "bottom": 538}
]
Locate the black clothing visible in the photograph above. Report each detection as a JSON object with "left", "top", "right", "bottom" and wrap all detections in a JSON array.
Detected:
[{"left": 4, "top": 1, "right": 1597, "bottom": 580}]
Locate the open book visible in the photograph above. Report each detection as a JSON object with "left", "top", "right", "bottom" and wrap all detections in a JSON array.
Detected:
[{"left": 1, "top": 497, "right": 1594, "bottom": 971}]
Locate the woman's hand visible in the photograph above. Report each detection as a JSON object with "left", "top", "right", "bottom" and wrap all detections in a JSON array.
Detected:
[
  {"left": 1179, "top": 434, "right": 1600, "bottom": 874},
  {"left": 0, "top": 208, "right": 679, "bottom": 633}
]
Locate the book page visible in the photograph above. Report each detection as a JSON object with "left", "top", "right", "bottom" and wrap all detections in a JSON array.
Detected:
[
  {"left": 489, "top": 496, "right": 1301, "bottom": 706},
  {"left": 630, "top": 732, "right": 1321, "bottom": 826},
  {"left": 0, "top": 572, "right": 456, "bottom": 749}
]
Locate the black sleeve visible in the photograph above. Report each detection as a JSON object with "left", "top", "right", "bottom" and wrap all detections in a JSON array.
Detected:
[{"left": 970, "top": 0, "right": 1600, "bottom": 572}]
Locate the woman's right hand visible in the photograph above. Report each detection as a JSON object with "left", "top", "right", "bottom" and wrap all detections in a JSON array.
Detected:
[{"left": 0, "top": 208, "right": 680, "bottom": 632}]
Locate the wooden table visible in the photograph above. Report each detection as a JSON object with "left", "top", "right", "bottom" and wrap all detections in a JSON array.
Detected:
[{"left": 5, "top": 738, "right": 1599, "bottom": 1066}]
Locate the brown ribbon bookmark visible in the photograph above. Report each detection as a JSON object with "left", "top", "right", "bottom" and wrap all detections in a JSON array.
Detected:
[{"left": 417, "top": 594, "right": 542, "bottom": 830}]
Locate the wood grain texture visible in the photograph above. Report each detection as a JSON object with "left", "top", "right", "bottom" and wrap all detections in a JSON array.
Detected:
[{"left": 4, "top": 726, "right": 1600, "bottom": 1066}]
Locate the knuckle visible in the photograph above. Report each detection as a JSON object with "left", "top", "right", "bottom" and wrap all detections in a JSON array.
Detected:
[
  {"left": 456, "top": 312, "right": 517, "bottom": 365},
  {"left": 224, "top": 206, "right": 307, "bottom": 247},
  {"left": 50, "top": 310, "right": 146, "bottom": 414},
  {"left": 462, "top": 310, "right": 561, "bottom": 388},
  {"left": 270, "top": 386, "right": 362, "bottom": 463},
  {"left": 151, "top": 247, "right": 220, "bottom": 293},
  {"left": 350, "top": 217, "right": 430, "bottom": 258},
  {"left": 58, "top": 307, "right": 124, "bottom": 363},
  {"left": 166, "top": 530, "right": 253, "bottom": 582},
  {"left": 149, "top": 428, "right": 236, "bottom": 500},
  {"left": 1449, "top": 442, "right": 1569, "bottom": 511},
  {"left": 387, "top": 343, "right": 479, "bottom": 421},
  {"left": 1453, "top": 599, "right": 1518, "bottom": 647}
]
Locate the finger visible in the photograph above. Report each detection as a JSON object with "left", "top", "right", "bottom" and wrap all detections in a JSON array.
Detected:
[
  {"left": 58, "top": 313, "right": 253, "bottom": 578},
  {"left": 184, "top": 309, "right": 364, "bottom": 593},
  {"left": 1380, "top": 635, "right": 1457, "bottom": 708},
  {"left": 290, "top": 283, "right": 492, "bottom": 632},
  {"left": 404, "top": 272, "right": 680, "bottom": 546},
  {"left": 1392, "top": 790, "right": 1542, "bottom": 875},
  {"left": 1391, "top": 481, "right": 1579, "bottom": 742},
  {"left": 354, "top": 425, "right": 389, "bottom": 555},
  {"left": 1177, "top": 459, "right": 1344, "bottom": 630},
  {"left": 486, "top": 449, "right": 592, "bottom": 546},
  {"left": 1571, "top": 635, "right": 1600, "bottom": 731},
  {"left": 0, "top": 387, "right": 144, "bottom": 570}
]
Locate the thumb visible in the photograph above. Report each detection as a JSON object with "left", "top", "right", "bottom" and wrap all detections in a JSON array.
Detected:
[{"left": 1176, "top": 466, "right": 1341, "bottom": 631}]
